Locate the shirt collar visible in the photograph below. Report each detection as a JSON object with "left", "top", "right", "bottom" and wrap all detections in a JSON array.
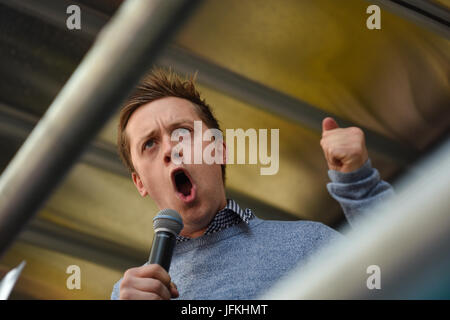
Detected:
[
  {"left": 176, "top": 199, "right": 254, "bottom": 242},
  {"left": 221, "top": 198, "right": 254, "bottom": 223}
]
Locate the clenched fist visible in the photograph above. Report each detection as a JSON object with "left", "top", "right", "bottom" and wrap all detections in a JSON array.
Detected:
[{"left": 320, "top": 117, "right": 369, "bottom": 173}]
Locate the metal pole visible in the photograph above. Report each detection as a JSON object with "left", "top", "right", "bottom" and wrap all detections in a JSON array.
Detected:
[
  {"left": 371, "top": 0, "right": 450, "bottom": 39},
  {"left": 0, "top": 0, "right": 202, "bottom": 257},
  {"left": 262, "top": 138, "right": 450, "bottom": 299},
  {"left": 159, "top": 46, "right": 420, "bottom": 166},
  {"left": 0, "top": 103, "right": 300, "bottom": 222},
  {"left": 0, "top": 0, "right": 422, "bottom": 167}
]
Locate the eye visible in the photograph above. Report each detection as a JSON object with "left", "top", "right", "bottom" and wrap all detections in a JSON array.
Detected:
[{"left": 143, "top": 139, "right": 155, "bottom": 150}]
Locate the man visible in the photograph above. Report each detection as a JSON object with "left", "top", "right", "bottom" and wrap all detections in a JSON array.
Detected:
[{"left": 111, "top": 69, "right": 394, "bottom": 300}]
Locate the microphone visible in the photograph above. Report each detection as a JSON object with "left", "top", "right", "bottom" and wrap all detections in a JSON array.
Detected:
[{"left": 149, "top": 209, "right": 184, "bottom": 272}]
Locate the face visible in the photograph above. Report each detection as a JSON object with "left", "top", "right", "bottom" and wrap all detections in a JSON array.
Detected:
[{"left": 126, "top": 97, "right": 227, "bottom": 237}]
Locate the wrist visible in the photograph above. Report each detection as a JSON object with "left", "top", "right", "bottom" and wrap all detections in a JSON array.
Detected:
[{"left": 328, "top": 158, "right": 373, "bottom": 183}]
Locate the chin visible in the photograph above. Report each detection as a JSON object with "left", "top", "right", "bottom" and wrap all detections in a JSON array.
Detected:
[{"left": 178, "top": 200, "right": 212, "bottom": 224}]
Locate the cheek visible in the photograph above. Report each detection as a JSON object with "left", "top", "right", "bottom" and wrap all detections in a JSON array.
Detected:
[
  {"left": 145, "top": 173, "right": 173, "bottom": 206},
  {"left": 137, "top": 164, "right": 167, "bottom": 196},
  {"left": 196, "top": 163, "right": 222, "bottom": 188}
]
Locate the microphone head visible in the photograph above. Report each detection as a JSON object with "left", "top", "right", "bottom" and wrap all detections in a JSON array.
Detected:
[{"left": 152, "top": 209, "right": 184, "bottom": 235}]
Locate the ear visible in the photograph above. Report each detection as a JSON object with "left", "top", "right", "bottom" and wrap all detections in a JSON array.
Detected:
[{"left": 131, "top": 172, "right": 148, "bottom": 197}]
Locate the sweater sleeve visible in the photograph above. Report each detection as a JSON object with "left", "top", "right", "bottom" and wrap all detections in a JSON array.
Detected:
[
  {"left": 326, "top": 158, "right": 394, "bottom": 227},
  {"left": 111, "top": 279, "right": 121, "bottom": 300}
]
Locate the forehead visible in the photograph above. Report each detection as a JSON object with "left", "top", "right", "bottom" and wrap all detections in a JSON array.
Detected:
[{"left": 125, "top": 96, "right": 201, "bottom": 144}]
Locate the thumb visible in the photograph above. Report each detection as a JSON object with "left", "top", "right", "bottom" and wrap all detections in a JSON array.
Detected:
[{"left": 322, "top": 117, "right": 339, "bottom": 133}]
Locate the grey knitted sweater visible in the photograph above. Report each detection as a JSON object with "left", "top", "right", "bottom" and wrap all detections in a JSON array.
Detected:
[{"left": 111, "top": 159, "right": 394, "bottom": 299}]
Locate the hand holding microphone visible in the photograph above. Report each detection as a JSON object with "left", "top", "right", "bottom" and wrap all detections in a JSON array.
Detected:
[{"left": 119, "top": 209, "right": 183, "bottom": 300}]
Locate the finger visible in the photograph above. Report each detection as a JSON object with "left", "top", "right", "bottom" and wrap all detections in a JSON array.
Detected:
[
  {"left": 322, "top": 117, "right": 339, "bottom": 134},
  {"left": 170, "top": 282, "right": 179, "bottom": 298},
  {"left": 129, "top": 277, "right": 172, "bottom": 300},
  {"left": 133, "top": 264, "right": 172, "bottom": 288},
  {"left": 331, "top": 157, "right": 343, "bottom": 168},
  {"left": 120, "top": 288, "right": 164, "bottom": 300}
]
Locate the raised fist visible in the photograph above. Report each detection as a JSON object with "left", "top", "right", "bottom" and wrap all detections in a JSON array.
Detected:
[{"left": 320, "top": 117, "right": 369, "bottom": 173}]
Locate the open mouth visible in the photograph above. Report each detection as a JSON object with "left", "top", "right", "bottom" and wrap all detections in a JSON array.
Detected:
[{"left": 171, "top": 168, "right": 196, "bottom": 203}]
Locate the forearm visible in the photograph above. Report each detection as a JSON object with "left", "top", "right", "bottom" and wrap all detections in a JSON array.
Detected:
[{"left": 326, "top": 159, "right": 395, "bottom": 227}]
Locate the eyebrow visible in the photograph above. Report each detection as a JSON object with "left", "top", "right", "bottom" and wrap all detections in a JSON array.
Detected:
[{"left": 135, "top": 119, "right": 195, "bottom": 154}]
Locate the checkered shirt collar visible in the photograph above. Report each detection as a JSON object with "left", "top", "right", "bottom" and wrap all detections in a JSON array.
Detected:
[{"left": 176, "top": 199, "right": 254, "bottom": 243}]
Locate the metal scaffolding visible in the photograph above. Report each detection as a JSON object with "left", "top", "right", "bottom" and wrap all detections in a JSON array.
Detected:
[
  {"left": 263, "top": 138, "right": 450, "bottom": 299},
  {"left": 0, "top": 0, "right": 202, "bottom": 257},
  {"left": 0, "top": 0, "right": 423, "bottom": 166},
  {"left": 0, "top": 0, "right": 448, "bottom": 299}
]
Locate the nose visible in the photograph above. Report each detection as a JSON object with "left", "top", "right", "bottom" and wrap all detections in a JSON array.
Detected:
[{"left": 162, "top": 135, "right": 182, "bottom": 165}]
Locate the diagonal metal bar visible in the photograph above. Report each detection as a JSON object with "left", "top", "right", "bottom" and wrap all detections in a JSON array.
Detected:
[
  {"left": 0, "top": 0, "right": 203, "bottom": 257},
  {"left": 1, "top": 0, "right": 420, "bottom": 166},
  {"left": 263, "top": 137, "right": 450, "bottom": 299},
  {"left": 0, "top": 103, "right": 127, "bottom": 177},
  {"left": 370, "top": 0, "right": 450, "bottom": 39},
  {"left": 0, "top": 103, "right": 302, "bottom": 223},
  {"left": 158, "top": 46, "right": 420, "bottom": 166},
  {"left": 0, "top": 0, "right": 107, "bottom": 40},
  {"left": 19, "top": 218, "right": 147, "bottom": 271}
]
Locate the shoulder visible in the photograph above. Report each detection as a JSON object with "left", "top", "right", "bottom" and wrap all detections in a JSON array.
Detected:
[
  {"left": 251, "top": 217, "right": 343, "bottom": 244},
  {"left": 253, "top": 217, "right": 336, "bottom": 233},
  {"left": 241, "top": 218, "right": 344, "bottom": 267}
]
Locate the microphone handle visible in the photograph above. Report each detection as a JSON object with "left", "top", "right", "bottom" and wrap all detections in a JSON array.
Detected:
[{"left": 149, "top": 231, "right": 176, "bottom": 272}]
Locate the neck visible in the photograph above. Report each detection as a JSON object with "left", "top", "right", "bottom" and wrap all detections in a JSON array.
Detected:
[
  {"left": 179, "top": 196, "right": 227, "bottom": 239},
  {"left": 181, "top": 226, "right": 208, "bottom": 239}
]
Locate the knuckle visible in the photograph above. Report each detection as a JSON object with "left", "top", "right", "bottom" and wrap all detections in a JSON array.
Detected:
[
  {"left": 124, "top": 267, "right": 136, "bottom": 278},
  {"left": 121, "top": 271, "right": 134, "bottom": 285},
  {"left": 120, "top": 273, "right": 134, "bottom": 289},
  {"left": 350, "top": 126, "right": 363, "bottom": 136},
  {"left": 327, "top": 146, "right": 334, "bottom": 155},
  {"left": 120, "top": 278, "right": 129, "bottom": 289},
  {"left": 120, "top": 289, "right": 132, "bottom": 300},
  {"left": 136, "top": 264, "right": 159, "bottom": 279},
  {"left": 146, "top": 264, "right": 160, "bottom": 275}
]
